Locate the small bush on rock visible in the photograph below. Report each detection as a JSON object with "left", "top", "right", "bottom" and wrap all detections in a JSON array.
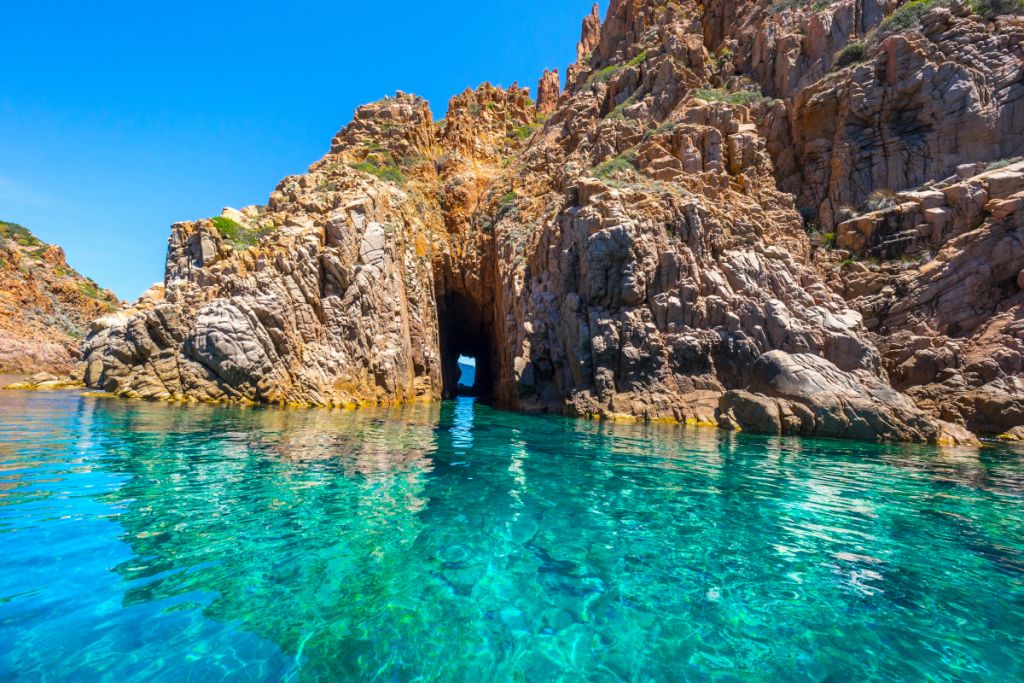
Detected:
[
  {"left": 349, "top": 159, "right": 408, "bottom": 185},
  {"left": 834, "top": 41, "right": 866, "bottom": 68},
  {"left": 211, "top": 216, "right": 244, "bottom": 241},
  {"left": 971, "top": 0, "right": 1024, "bottom": 17},
  {"left": 593, "top": 155, "right": 636, "bottom": 180},
  {"left": 692, "top": 88, "right": 769, "bottom": 106},
  {"left": 985, "top": 156, "right": 1024, "bottom": 171},
  {"left": 865, "top": 188, "right": 900, "bottom": 212},
  {"left": 211, "top": 216, "right": 273, "bottom": 249},
  {"left": 879, "top": 0, "right": 947, "bottom": 33}
]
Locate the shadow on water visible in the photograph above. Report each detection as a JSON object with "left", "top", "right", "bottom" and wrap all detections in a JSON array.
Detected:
[{"left": 0, "top": 390, "right": 1023, "bottom": 680}]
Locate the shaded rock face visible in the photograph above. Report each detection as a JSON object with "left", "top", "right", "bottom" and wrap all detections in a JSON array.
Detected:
[
  {"left": 709, "top": 0, "right": 1024, "bottom": 228},
  {"left": 0, "top": 220, "right": 119, "bottom": 374},
  {"left": 828, "top": 160, "right": 1024, "bottom": 436},
  {"left": 82, "top": 0, "right": 1024, "bottom": 442}
]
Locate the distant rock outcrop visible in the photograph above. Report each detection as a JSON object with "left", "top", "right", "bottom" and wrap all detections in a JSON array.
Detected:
[
  {"left": 0, "top": 220, "right": 119, "bottom": 374},
  {"left": 80, "top": 0, "right": 1024, "bottom": 443},
  {"left": 536, "top": 69, "right": 561, "bottom": 114}
]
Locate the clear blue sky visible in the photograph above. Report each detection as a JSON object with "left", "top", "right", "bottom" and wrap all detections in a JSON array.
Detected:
[{"left": 1, "top": 1, "right": 606, "bottom": 300}]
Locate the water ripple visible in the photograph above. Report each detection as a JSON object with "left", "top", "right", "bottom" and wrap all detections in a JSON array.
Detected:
[{"left": 0, "top": 390, "right": 1022, "bottom": 680}]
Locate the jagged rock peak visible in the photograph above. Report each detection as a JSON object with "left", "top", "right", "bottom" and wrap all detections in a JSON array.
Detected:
[
  {"left": 577, "top": 2, "right": 603, "bottom": 62},
  {"left": 537, "top": 69, "right": 561, "bottom": 114},
  {"left": 78, "top": 0, "right": 1024, "bottom": 444}
]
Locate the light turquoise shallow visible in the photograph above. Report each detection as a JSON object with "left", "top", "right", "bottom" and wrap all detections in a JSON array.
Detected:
[{"left": 0, "top": 390, "right": 1022, "bottom": 681}]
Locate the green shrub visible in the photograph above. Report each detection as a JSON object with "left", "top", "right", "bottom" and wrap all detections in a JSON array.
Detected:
[
  {"left": 692, "top": 88, "right": 769, "bottom": 106},
  {"left": 644, "top": 120, "right": 679, "bottom": 139},
  {"left": 985, "top": 156, "right": 1024, "bottom": 171},
  {"left": 769, "top": 0, "right": 807, "bottom": 10},
  {"left": 0, "top": 220, "right": 43, "bottom": 247},
  {"left": 971, "top": 0, "right": 1024, "bottom": 17},
  {"left": 593, "top": 155, "right": 636, "bottom": 180},
  {"left": 588, "top": 65, "right": 622, "bottom": 85},
  {"left": 808, "top": 230, "right": 838, "bottom": 250},
  {"left": 511, "top": 124, "right": 539, "bottom": 140},
  {"left": 607, "top": 102, "right": 628, "bottom": 120},
  {"left": 349, "top": 159, "right": 408, "bottom": 185},
  {"left": 834, "top": 41, "right": 866, "bottom": 68},
  {"left": 626, "top": 50, "right": 649, "bottom": 67},
  {"left": 79, "top": 281, "right": 103, "bottom": 300},
  {"left": 211, "top": 216, "right": 245, "bottom": 241},
  {"left": 879, "top": 0, "right": 947, "bottom": 33},
  {"left": 211, "top": 216, "right": 273, "bottom": 249},
  {"left": 770, "top": 0, "right": 834, "bottom": 11}
]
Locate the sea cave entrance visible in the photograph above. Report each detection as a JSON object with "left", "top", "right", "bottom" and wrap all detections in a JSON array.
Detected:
[{"left": 437, "top": 291, "right": 495, "bottom": 400}]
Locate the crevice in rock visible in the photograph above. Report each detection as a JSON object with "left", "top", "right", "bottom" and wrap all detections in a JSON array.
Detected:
[{"left": 437, "top": 291, "right": 497, "bottom": 401}]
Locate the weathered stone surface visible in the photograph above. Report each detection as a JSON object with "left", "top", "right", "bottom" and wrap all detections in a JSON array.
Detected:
[
  {"left": 2, "top": 372, "right": 85, "bottom": 391},
  {"left": 827, "top": 161, "right": 1024, "bottom": 435},
  {"left": 742, "top": 350, "right": 937, "bottom": 442},
  {"left": 0, "top": 221, "right": 120, "bottom": 374},
  {"left": 537, "top": 69, "right": 560, "bottom": 114},
  {"left": 80, "top": 0, "right": 1024, "bottom": 443},
  {"left": 759, "top": 4, "right": 1024, "bottom": 229}
]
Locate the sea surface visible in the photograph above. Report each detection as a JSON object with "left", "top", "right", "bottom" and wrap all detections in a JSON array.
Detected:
[{"left": 1, "top": 390, "right": 1022, "bottom": 681}]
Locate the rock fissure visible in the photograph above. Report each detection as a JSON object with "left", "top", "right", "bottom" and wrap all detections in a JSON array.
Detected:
[{"left": 77, "top": 0, "right": 1024, "bottom": 443}]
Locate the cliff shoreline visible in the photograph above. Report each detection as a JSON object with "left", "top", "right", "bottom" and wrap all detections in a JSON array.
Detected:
[{"left": 75, "top": 0, "right": 1024, "bottom": 444}]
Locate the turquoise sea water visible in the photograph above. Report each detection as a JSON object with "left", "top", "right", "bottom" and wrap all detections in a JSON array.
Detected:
[{"left": 0, "top": 391, "right": 1022, "bottom": 681}]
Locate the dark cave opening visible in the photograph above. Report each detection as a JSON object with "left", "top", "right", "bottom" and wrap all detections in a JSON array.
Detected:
[{"left": 437, "top": 292, "right": 495, "bottom": 400}]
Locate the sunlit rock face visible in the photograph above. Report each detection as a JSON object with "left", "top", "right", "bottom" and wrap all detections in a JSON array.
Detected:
[
  {"left": 81, "top": 0, "right": 1024, "bottom": 442},
  {"left": 0, "top": 220, "right": 120, "bottom": 375}
]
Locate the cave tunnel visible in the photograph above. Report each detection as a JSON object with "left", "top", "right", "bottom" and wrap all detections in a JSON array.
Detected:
[{"left": 437, "top": 292, "right": 495, "bottom": 400}]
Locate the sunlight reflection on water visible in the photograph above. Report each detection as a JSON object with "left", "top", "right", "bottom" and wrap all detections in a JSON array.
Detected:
[{"left": 0, "top": 390, "right": 1022, "bottom": 681}]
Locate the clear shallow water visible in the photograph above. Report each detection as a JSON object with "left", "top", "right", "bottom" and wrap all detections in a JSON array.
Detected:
[{"left": 0, "top": 392, "right": 1022, "bottom": 682}]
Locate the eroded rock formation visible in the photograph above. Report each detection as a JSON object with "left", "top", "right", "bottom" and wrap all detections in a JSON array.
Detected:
[
  {"left": 537, "top": 69, "right": 561, "bottom": 115},
  {"left": 0, "top": 220, "right": 119, "bottom": 375},
  {"left": 81, "top": 0, "right": 1024, "bottom": 442}
]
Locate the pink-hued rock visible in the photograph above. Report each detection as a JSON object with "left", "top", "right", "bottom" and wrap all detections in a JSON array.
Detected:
[
  {"left": 537, "top": 69, "right": 560, "bottom": 114},
  {"left": 80, "top": 0, "right": 1024, "bottom": 441},
  {"left": 0, "top": 221, "right": 120, "bottom": 375}
]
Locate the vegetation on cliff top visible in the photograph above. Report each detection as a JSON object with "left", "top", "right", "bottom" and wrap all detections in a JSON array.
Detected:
[
  {"left": 211, "top": 216, "right": 275, "bottom": 249},
  {"left": 878, "top": 0, "right": 1023, "bottom": 35},
  {"left": 692, "top": 87, "right": 770, "bottom": 106},
  {"left": 0, "top": 220, "right": 44, "bottom": 248},
  {"left": 1, "top": 218, "right": 120, "bottom": 372},
  {"left": 972, "top": 0, "right": 1024, "bottom": 18},
  {"left": 348, "top": 158, "right": 409, "bottom": 186}
]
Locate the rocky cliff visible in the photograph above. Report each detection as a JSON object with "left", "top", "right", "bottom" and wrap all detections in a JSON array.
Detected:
[
  {"left": 0, "top": 220, "right": 120, "bottom": 374},
  {"left": 81, "top": 0, "right": 1024, "bottom": 443}
]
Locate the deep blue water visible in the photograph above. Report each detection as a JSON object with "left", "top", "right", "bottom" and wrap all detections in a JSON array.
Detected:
[{"left": 0, "top": 390, "right": 1022, "bottom": 681}]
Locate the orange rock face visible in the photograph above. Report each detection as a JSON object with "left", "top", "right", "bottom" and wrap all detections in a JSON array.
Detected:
[
  {"left": 536, "top": 69, "right": 561, "bottom": 115},
  {"left": 77, "top": 0, "right": 1024, "bottom": 441},
  {"left": 0, "top": 221, "right": 120, "bottom": 374}
]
